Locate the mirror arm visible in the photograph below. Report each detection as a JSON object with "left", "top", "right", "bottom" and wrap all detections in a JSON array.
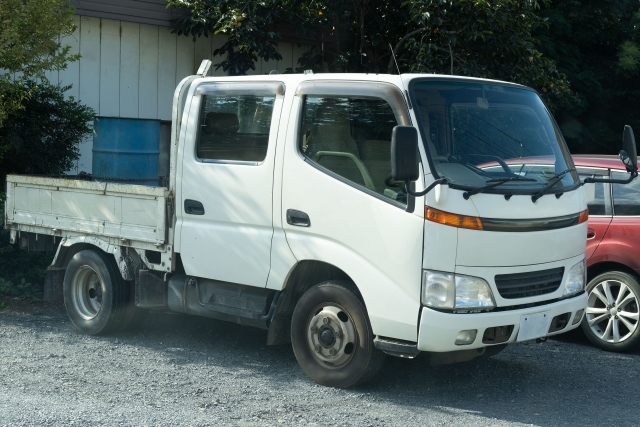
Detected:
[
  {"left": 405, "top": 178, "right": 448, "bottom": 197},
  {"left": 582, "top": 171, "right": 638, "bottom": 186}
]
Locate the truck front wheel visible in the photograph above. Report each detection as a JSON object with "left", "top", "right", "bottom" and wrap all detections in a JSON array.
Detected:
[
  {"left": 291, "top": 280, "right": 385, "bottom": 388},
  {"left": 63, "top": 249, "right": 130, "bottom": 335}
]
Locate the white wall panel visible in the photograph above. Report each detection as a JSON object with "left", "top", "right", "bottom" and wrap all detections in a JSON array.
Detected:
[
  {"left": 58, "top": 15, "right": 81, "bottom": 100},
  {"left": 79, "top": 16, "right": 101, "bottom": 113},
  {"left": 75, "top": 16, "right": 102, "bottom": 174},
  {"left": 139, "top": 24, "right": 159, "bottom": 119},
  {"left": 194, "top": 36, "right": 212, "bottom": 75},
  {"left": 63, "top": 19, "right": 307, "bottom": 121},
  {"left": 176, "top": 35, "right": 195, "bottom": 83},
  {"left": 157, "top": 28, "right": 177, "bottom": 121},
  {"left": 99, "top": 19, "right": 120, "bottom": 117},
  {"left": 120, "top": 22, "right": 140, "bottom": 118}
]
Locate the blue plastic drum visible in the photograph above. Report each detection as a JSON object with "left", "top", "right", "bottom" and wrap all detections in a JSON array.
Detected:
[{"left": 92, "top": 117, "right": 160, "bottom": 186}]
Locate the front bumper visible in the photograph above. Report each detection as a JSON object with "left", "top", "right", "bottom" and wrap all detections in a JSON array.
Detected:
[{"left": 417, "top": 292, "right": 587, "bottom": 352}]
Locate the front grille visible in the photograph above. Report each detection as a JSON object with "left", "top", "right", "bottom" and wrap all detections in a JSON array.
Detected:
[{"left": 495, "top": 267, "right": 564, "bottom": 299}]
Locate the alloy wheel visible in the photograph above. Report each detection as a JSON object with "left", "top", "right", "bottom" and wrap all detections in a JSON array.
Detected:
[{"left": 586, "top": 279, "right": 639, "bottom": 343}]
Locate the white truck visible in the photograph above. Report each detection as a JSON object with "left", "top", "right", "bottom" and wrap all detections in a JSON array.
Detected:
[{"left": 6, "top": 62, "right": 638, "bottom": 387}]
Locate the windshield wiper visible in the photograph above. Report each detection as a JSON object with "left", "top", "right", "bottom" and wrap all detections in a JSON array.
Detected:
[
  {"left": 531, "top": 168, "right": 576, "bottom": 203},
  {"left": 463, "top": 176, "right": 537, "bottom": 200}
]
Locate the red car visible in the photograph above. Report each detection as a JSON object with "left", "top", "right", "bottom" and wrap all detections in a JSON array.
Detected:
[{"left": 573, "top": 155, "right": 640, "bottom": 351}]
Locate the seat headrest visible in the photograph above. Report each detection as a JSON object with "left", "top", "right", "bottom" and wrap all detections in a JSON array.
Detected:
[{"left": 203, "top": 112, "right": 239, "bottom": 134}]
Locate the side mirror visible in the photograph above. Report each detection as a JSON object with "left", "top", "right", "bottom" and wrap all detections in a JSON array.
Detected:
[
  {"left": 391, "top": 126, "right": 419, "bottom": 182},
  {"left": 583, "top": 125, "right": 638, "bottom": 186},
  {"left": 621, "top": 125, "right": 638, "bottom": 173}
]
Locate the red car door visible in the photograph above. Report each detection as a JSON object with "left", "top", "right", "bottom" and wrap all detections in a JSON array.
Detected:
[
  {"left": 578, "top": 169, "right": 612, "bottom": 260},
  {"left": 587, "top": 217, "right": 612, "bottom": 259},
  {"left": 595, "top": 171, "right": 640, "bottom": 274}
]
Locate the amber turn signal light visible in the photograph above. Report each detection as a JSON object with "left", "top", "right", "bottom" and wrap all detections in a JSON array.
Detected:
[
  {"left": 577, "top": 209, "right": 589, "bottom": 224},
  {"left": 425, "top": 207, "right": 484, "bottom": 230}
]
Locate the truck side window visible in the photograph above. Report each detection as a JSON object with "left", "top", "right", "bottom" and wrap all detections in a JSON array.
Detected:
[
  {"left": 197, "top": 95, "right": 275, "bottom": 162},
  {"left": 612, "top": 172, "right": 640, "bottom": 215},
  {"left": 300, "top": 96, "right": 405, "bottom": 204}
]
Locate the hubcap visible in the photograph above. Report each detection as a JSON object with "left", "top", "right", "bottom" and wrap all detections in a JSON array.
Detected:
[
  {"left": 306, "top": 305, "right": 357, "bottom": 368},
  {"left": 586, "top": 280, "right": 639, "bottom": 343},
  {"left": 71, "top": 266, "right": 103, "bottom": 320}
]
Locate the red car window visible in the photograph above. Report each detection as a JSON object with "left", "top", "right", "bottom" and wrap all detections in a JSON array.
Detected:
[{"left": 612, "top": 172, "right": 640, "bottom": 216}]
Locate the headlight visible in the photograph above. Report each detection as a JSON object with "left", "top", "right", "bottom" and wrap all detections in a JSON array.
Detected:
[
  {"left": 455, "top": 275, "right": 495, "bottom": 309},
  {"left": 422, "top": 271, "right": 455, "bottom": 309},
  {"left": 564, "top": 260, "right": 586, "bottom": 296},
  {"left": 422, "top": 270, "right": 495, "bottom": 310}
]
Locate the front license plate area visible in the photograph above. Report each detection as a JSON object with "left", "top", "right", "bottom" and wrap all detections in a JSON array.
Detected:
[{"left": 517, "top": 311, "right": 550, "bottom": 342}]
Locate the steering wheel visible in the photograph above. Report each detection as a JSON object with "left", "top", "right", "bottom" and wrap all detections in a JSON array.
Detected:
[{"left": 384, "top": 174, "right": 406, "bottom": 191}]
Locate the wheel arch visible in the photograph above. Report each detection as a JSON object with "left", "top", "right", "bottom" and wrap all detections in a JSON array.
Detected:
[
  {"left": 52, "top": 237, "right": 137, "bottom": 282},
  {"left": 266, "top": 260, "right": 359, "bottom": 345},
  {"left": 587, "top": 261, "right": 640, "bottom": 283}
]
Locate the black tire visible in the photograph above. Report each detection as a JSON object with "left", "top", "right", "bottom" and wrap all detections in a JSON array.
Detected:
[
  {"left": 63, "top": 249, "right": 131, "bottom": 335},
  {"left": 581, "top": 271, "right": 640, "bottom": 352},
  {"left": 291, "top": 280, "right": 385, "bottom": 388}
]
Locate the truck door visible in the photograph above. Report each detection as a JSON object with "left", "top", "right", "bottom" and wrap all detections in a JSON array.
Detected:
[
  {"left": 177, "top": 82, "right": 285, "bottom": 287},
  {"left": 280, "top": 81, "right": 426, "bottom": 341}
]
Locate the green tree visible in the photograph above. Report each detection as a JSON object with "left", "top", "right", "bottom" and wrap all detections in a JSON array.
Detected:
[
  {"left": 403, "top": 0, "right": 576, "bottom": 111},
  {"left": 169, "top": 0, "right": 573, "bottom": 109},
  {"left": 0, "top": 80, "right": 95, "bottom": 183},
  {"left": 534, "top": 0, "right": 640, "bottom": 153},
  {"left": 0, "top": 80, "right": 93, "bottom": 301},
  {"left": 0, "top": 0, "right": 78, "bottom": 128}
]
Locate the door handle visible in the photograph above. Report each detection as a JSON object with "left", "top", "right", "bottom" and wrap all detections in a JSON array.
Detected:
[
  {"left": 184, "top": 199, "right": 205, "bottom": 215},
  {"left": 287, "top": 209, "right": 310, "bottom": 227},
  {"left": 587, "top": 228, "right": 595, "bottom": 239}
]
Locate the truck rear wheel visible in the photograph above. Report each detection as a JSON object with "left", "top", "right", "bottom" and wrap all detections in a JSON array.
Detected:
[
  {"left": 63, "top": 249, "right": 130, "bottom": 335},
  {"left": 291, "top": 280, "right": 385, "bottom": 388}
]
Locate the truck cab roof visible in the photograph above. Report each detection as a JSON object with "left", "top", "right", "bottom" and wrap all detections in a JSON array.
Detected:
[{"left": 193, "top": 72, "right": 532, "bottom": 92}]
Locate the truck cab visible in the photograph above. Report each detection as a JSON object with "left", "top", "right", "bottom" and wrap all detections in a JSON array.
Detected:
[
  {"left": 10, "top": 68, "right": 636, "bottom": 388},
  {"left": 165, "top": 71, "right": 590, "bottom": 384}
]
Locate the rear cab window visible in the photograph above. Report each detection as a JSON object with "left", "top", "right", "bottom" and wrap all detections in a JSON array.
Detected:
[{"left": 193, "top": 81, "right": 284, "bottom": 164}]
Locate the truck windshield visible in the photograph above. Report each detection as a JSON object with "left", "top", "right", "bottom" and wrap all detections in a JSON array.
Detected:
[{"left": 410, "top": 80, "right": 578, "bottom": 194}]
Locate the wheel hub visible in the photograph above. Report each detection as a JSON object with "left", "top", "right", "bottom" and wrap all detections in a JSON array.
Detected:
[
  {"left": 71, "top": 266, "right": 103, "bottom": 320},
  {"left": 306, "top": 305, "right": 357, "bottom": 368},
  {"left": 319, "top": 327, "right": 336, "bottom": 347}
]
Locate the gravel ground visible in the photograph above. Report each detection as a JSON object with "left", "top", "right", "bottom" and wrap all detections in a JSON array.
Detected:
[{"left": 1, "top": 302, "right": 640, "bottom": 427}]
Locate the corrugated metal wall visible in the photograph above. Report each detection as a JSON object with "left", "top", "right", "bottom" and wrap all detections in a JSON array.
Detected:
[{"left": 40, "top": 16, "right": 307, "bottom": 173}]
